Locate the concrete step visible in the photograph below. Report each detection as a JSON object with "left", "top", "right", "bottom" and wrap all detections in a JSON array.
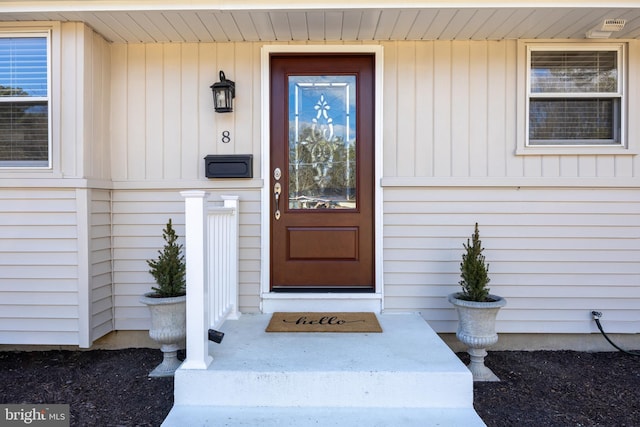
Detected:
[
  {"left": 162, "top": 406, "right": 486, "bottom": 426},
  {"left": 162, "top": 313, "right": 485, "bottom": 426}
]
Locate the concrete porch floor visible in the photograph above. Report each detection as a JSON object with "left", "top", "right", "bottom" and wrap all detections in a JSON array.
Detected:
[{"left": 162, "top": 312, "right": 485, "bottom": 426}]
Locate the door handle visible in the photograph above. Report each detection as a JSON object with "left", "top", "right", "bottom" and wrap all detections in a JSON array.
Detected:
[{"left": 274, "top": 182, "right": 282, "bottom": 220}]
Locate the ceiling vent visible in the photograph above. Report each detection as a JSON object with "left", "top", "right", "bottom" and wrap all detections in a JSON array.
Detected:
[{"left": 586, "top": 19, "right": 626, "bottom": 39}]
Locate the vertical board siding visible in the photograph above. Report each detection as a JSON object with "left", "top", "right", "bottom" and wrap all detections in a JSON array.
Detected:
[
  {"left": 88, "top": 29, "right": 112, "bottom": 181},
  {"left": 396, "top": 43, "right": 416, "bottom": 177},
  {"left": 110, "top": 42, "right": 262, "bottom": 182},
  {"left": 59, "top": 22, "right": 80, "bottom": 177},
  {"left": 381, "top": 40, "right": 639, "bottom": 179},
  {"left": 414, "top": 42, "right": 434, "bottom": 177},
  {"left": 171, "top": 44, "right": 199, "bottom": 177},
  {"left": 112, "top": 189, "right": 261, "bottom": 330},
  {"left": 58, "top": 23, "right": 111, "bottom": 181},
  {"left": 91, "top": 189, "right": 113, "bottom": 341},
  {"left": 383, "top": 187, "right": 640, "bottom": 334},
  {"left": 0, "top": 190, "right": 80, "bottom": 345}
]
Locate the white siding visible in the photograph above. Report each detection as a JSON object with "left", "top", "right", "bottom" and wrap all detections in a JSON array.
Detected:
[
  {"left": 106, "top": 39, "right": 640, "bottom": 338},
  {"left": 112, "top": 189, "right": 261, "bottom": 330},
  {"left": 0, "top": 189, "right": 80, "bottom": 345},
  {"left": 0, "top": 187, "right": 114, "bottom": 347},
  {"left": 0, "top": 23, "right": 112, "bottom": 346},
  {"left": 237, "top": 193, "right": 262, "bottom": 313},
  {"left": 383, "top": 187, "right": 640, "bottom": 334},
  {"left": 112, "top": 190, "right": 186, "bottom": 330},
  {"left": 59, "top": 22, "right": 112, "bottom": 180},
  {"left": 86, "top": 29, "right": 112, "bottom": 181},
  {"left": 110, "top": 42, "right": 261, "bottom": 182},
  {"left": 379, "top": 40, "right": 639, "bottom": 334},
  {"left": 108, "top": 39, "right": 640, "bottom": 184},
  {"left": 91, "top": 189, "right": 113, "bottom": 341},
  {"left": 381, "top": 40, "right": 640, "bottom": 181},
  {"left": 108, "top": 41, "right": 264, "bottom": 329},
  {"left": 3, "top": 34, "right": 637, "bottom": 345}
]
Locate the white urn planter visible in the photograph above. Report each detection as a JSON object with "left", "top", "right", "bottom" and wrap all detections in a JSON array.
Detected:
[
  {"left": 140, "top": 293, "right": 186, "bottom": 377},
  {"left": 448, "top": 293, "right": 506, "bottom": 382}
]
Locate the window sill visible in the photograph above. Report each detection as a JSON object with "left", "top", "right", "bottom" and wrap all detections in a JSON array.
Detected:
[{"left": 516, "top": 145, "right": 638, "bottom": 156}]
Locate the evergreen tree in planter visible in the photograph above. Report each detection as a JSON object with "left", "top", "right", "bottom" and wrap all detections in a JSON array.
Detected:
[
  {"left": 147, "top": 218, "right": 186, "bottom": 297},
  {"left": 140, "top": 219, "right": 187, "bottom": 377},
  {"left": 448, "top": 223, "right": 506, "bottom": 382},
  {"left": 458, "top": 222, "right": 491, "bottom": 302}
]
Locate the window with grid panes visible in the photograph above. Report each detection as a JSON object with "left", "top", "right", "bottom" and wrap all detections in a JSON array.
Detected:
[
  {"left": 527, "top": 45, "right": 623, "bottom": 146},
  {"left": 0, "top": 34, "right": 50, "bottom": 167}
]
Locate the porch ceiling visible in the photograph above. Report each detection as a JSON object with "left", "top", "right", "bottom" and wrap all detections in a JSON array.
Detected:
[{"left": 1, "top": 2, "right": 640, "bottom": 43}]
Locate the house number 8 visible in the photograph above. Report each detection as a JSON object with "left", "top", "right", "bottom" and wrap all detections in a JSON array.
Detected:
[{"left": 221, "top": 131, "right": 231, "bottom": 143}]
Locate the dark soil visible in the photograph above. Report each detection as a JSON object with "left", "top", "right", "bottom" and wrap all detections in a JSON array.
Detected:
[
  {"left": 0, "top": 349, "right": 172, "bottom": 427},
  {"left": 1, "top": 349, "right": 639, "bottom": 426},
  {"left": 469, "top": 350, "right": 640, "bottom": 427}
]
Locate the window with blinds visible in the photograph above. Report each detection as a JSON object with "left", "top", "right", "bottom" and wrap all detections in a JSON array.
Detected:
[
  {"left": 527, "top": 46, "right": 623, "bottom": 146},
  {"left": 0, "top": 35, "right": 50, "bottom": 167}
]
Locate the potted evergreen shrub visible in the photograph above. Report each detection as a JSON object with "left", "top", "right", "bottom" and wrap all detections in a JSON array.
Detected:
[
  {"left": 448, "top": 223, "right": 506, "bottom": 382},
  {"left": 139, "top": 219, "right": 187, "bottom": 377}
]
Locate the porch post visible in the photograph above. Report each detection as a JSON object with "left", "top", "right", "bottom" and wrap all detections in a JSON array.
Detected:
[{"left": 180, "top": 190, "right": 213, "bottom": 370}]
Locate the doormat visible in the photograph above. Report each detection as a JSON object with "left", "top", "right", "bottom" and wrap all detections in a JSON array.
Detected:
[{"left": 266, "top": 312, "right": 382, "bottom": 333}]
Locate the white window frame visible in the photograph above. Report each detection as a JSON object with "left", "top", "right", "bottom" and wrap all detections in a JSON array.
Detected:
[
  {"left": 0, "top": 30, "right": 52, "bottom": 169},
  {"left": 517, "top": 41, "right": 637, "bottom": 156}
]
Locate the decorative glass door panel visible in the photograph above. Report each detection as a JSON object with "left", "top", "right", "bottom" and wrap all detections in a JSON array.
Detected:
[
  {"left": 270, "top": 54, "right": 374, "bottom": 292},
  {"left": 288, "top": 76, "right": 356, "bottom": 210}
]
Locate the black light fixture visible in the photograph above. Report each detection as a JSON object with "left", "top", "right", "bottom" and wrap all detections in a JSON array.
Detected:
[{"left": 210, "top": 70, "right": 235, "bottom": 113}]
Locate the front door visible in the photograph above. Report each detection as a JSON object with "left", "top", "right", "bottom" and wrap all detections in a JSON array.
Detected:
[{"left": 270, "top": 53, "right": 375, "bottom": 292}]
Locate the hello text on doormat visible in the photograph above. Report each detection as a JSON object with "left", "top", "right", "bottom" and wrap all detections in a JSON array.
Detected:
[{"left": 266, "top": 312, "right": 382, "bottom": 333}]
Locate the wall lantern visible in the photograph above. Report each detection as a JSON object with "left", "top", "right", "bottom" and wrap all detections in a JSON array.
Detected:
[{"left": 210, "top": 70, "right": 235, "bottom": 113}]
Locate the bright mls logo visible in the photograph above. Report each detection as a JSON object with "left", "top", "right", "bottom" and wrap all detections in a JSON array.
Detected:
[{"left": 0, "top": 405, "right": 69, "bottom": 427}]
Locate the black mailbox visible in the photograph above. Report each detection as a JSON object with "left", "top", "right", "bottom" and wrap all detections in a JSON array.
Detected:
[{"left": 205, "top": 154, "right": 253, "bottom": 178}]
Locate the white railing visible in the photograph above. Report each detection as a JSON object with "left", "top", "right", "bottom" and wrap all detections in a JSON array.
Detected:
[
  {"left": 208, "top": 195, "right": 240, "bottom": 329},
  {"left": 180, "top": 191, "right": 240, "bottom": 370}
]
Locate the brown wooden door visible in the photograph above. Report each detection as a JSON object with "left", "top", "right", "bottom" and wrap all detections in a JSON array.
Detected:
[{"left": 270, "top": 53, "right": 375, "bottom": 292}]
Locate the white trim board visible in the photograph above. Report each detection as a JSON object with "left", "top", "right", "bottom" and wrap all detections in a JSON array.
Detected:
[{"left": 259, "top": 45, "right": 384, "bottom": 312}]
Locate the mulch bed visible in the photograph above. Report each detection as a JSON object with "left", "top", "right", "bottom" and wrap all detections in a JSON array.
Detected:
[
  {"left": 1, "top": 348, "right": 639, "bottom": 426},
  {"left": 0, "top": 349, "right": 172, "bottom": 426},
  {"left": 470, "top": 350, "right": 640, "bottom": 426}
]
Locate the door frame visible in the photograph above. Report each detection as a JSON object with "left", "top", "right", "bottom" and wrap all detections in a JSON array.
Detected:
[{"left": 259, "top": 45, "right": 384, "bottom": 312}]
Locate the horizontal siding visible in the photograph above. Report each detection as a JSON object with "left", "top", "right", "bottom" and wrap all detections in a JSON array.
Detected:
[
  {"left": 237, "top": 195, "right": 262, "bottom": 313},
  {"left": 90, "top": 189, "right": 113, "bottom": 342},
  {"left": 112, "top": 189, "right": 261, "bottom": 330},
  {"left": 0, "top": 189, "right": 80, "bottom": 345},
  {"left": 112, "top": 190, "right": 185, "bottom": 330},
  {"left": 383, "top": 187, "right": 640, "bottom": 334},
  {"left": 0, "top": 332, "right": 80, "bottom": 346}
]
